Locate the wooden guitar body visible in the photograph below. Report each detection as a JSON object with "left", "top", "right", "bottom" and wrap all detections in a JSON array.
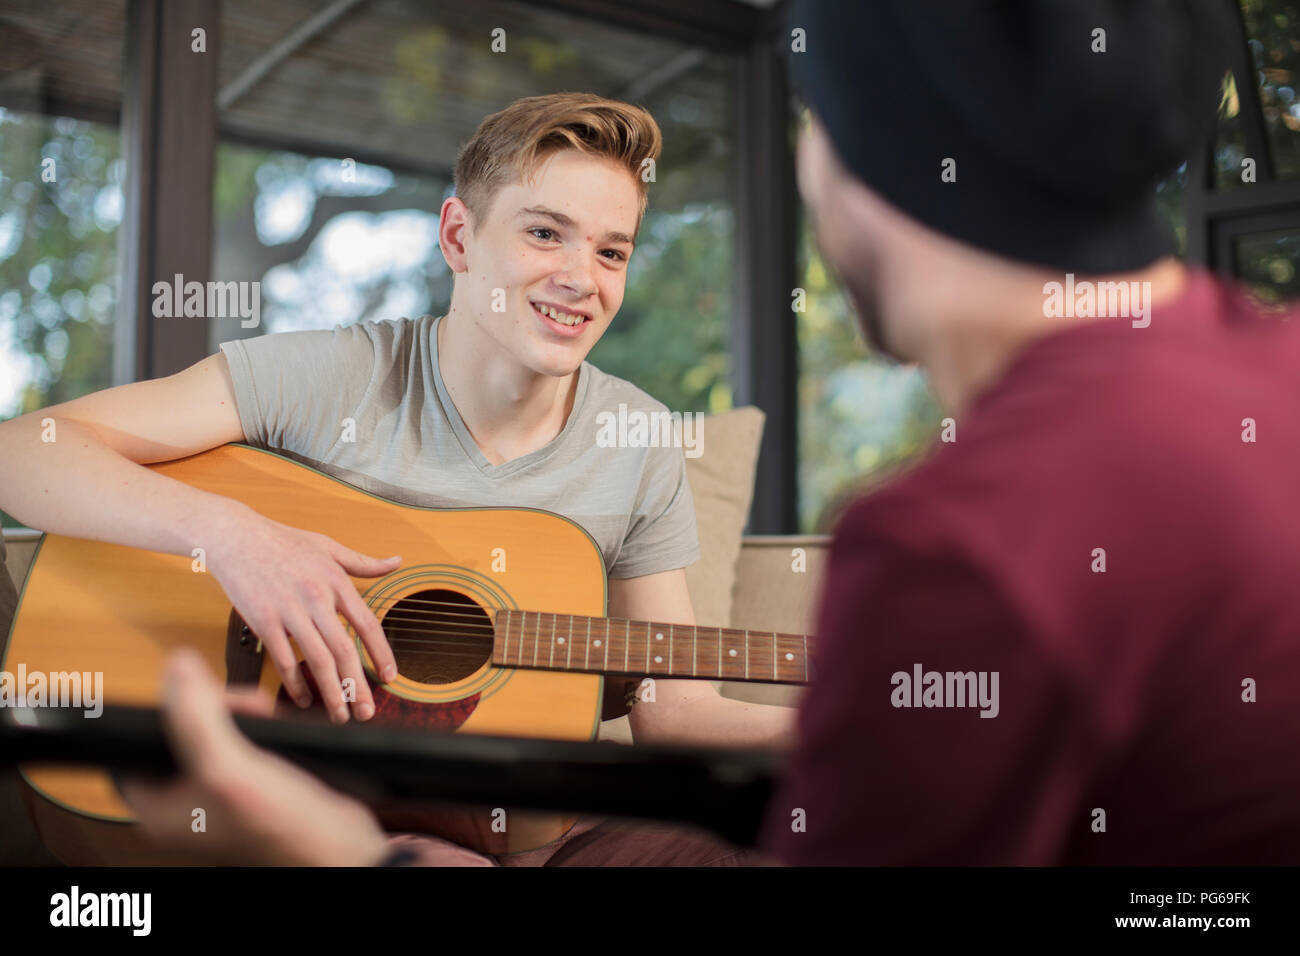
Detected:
[{"left": 3, "top": 443, "right": 606, "bottom": 863}]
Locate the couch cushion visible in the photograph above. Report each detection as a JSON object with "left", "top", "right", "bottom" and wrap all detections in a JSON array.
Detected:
[
  {"left": 720, "top": 535, "right": 831, "bottom": 709},
  {"left": 598, "top": 406, "right": 765, "bottom": 743},
  {"left": 681, "top": 406, "right": 765, "bottom": 629}
]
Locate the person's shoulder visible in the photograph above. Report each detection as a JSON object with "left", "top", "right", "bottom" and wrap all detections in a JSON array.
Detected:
[
  {"left": 581, "top": 362, "right": 672, "bottom": 416},
  {"left": 827, "top": 461, "right": 965, "bottom": 561},
  {"left": 834, "top": 279, "right": 1300, "bottom": 551},
  {"left": 351, "top": 313, "right": 432, "bottom": 352},
  {"left": 579, "top": 364, "right": 692, "bottom": 484},
  {"left": 313, "top": 314, "right": 433, "bottom": 379},
  {"left": 219, "top": 317, "right": 384, "bottom": 365}
]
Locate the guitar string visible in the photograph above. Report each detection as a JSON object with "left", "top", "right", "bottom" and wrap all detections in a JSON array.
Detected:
[
  {"left": 356, "top": 593, "right": 794, "bottom": 630},
  {"left": 374, "top": 617, "right": 781, "bottom": 645},
  {"left": 339, "top": 596, "right": 806, "bottom": 646},
  {"left": 253, "top": 596, "right": 802, "bottom": 666},
  {"left": 264, "top": 616, "right": 803, "bottom": 672},
  {"left": 377, "top": 627, "right": 763, "bottom": 653},
  {"left": 375, "top": 618, "right": 795, "bottom": 652},
  {"left": 320, "top": 609, "right": 797, "bottom": 662},
  {"left": 236, "top": 587, "right": 805, "bottom": 648},
  {"left": 347, "top": 602, "right": 785, "bottom": 635},
  {"left": 365, "top": 598, "right": 749, "bottom": 632},
  {"left": 244, "top": 572, "right": 806, "bottom": 671},
  {"left": 372, "top": 626, "right": 801, "bottom": 669},
  {"left": 350, "top": 598, "right": 798, "bottom": 639},
  {"left": 373, "top": 626, "right": 800, "bottom": 660},
  {"left": 354, "top": 611, "right": 797, "bottom": 652}
]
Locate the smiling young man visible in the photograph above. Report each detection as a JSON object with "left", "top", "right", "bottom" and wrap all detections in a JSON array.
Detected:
[{"left": 0, "top": 92, "right": 793, "bottom": 866}]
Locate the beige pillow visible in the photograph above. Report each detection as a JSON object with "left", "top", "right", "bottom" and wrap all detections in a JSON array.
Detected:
[
  {"left": 682, "top": 406, "right": 766, "bottom": 628},
  {"left": 598, "top": 406, "right": 765, "bottom": 741}
]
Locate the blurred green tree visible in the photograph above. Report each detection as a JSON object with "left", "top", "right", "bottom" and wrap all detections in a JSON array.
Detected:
[{"left": 1, "top": 110, "right": 122, "bottom": 529}]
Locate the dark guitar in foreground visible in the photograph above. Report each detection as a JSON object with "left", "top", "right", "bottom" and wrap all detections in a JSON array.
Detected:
[{"left": 0, "top": 704, "right": 781, "bottom": 849}]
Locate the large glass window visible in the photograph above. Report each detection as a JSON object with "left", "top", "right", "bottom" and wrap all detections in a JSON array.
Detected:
[
  {"left": 796, "top": 216, "right": 942, "bottom": 534},
  {"left": 1233, "top": 227, "right": 1300, "bottom": 304},
  {"left": 1241, "top": 0, "right": 1300, "bottom": 179},
  {"left": 794, "top": 7, "right": 1300, "bottom": 533},
  {"left": 1156, "top": 162, "right": 1188, "bottom": 257},
  {"left": 1217, "top": 5, "right": 1300, "bottom": 305},
  {"left": 210, "top": 146, "right": 449, "bottom": 344},
  {"left": 0, "top": 2, "right": 125, "bottom": 531},
  {"left": 1215, "top": 70, "right": 1255, "bottom": 191},
  {"left": 0, "top": 113, "right": 122, "bottom": 417}
]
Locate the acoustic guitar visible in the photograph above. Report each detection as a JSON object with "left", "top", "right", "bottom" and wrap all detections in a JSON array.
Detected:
[{"left": 3, "top": 442, "right": 811, "bottom": 864}]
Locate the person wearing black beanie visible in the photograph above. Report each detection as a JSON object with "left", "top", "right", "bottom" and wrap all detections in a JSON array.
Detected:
[
  {"left": 784, "top": 0, "right": 1236, "bottom": 382},
  {"left": 789, "top": 0, "right": 1235, "bottom": 277},
  {"left": 760, "top": 0, "right": 1300, "bottom": 865}
]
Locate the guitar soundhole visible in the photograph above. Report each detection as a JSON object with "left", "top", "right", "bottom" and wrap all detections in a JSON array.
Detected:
[{"left": 380, "top": 588, "right": 493, "bottom": 684}]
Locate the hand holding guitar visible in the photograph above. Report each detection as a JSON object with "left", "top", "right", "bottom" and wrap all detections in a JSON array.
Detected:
[
  {"left": 117, "top": 649, "right": 391, "bottom": 865},
  {"left": 206, "top": 503, "right": 401, "bottom": 724}
]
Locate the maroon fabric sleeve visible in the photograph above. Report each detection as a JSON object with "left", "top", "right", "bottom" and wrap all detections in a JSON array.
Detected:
[{"left": 759, "top": 499, "right": 1100, "bottom": 865}]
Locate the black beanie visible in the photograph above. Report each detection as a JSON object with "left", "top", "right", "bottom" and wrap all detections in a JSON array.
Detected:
[{"left": 786, "top": 0, "right": 1237, "bottom": 273}]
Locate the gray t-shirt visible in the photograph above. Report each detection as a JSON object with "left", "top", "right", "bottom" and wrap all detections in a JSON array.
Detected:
[{"left": 218, "top": 314, "right": 700, "bottom": 579}]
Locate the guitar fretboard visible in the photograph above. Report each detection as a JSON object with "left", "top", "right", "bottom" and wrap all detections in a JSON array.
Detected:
[{"left": 494, "top": 610, "right": 811, "bottom": 684}]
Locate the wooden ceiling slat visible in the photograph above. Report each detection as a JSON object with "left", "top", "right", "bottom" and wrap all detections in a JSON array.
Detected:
[
  {"left": 0, "top": 0, "right": 733, "bottom": 205},
  {"left": 0, "top": 0, "right": 126, "bottom": 115}
]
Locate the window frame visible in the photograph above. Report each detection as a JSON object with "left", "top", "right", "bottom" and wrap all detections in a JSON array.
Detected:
[
  {"left": 1186, "top": 2, "right": 1300, "bottom": 273},
  {"left": 97, "top": 1, "right": 1300, "bottom": 534}
]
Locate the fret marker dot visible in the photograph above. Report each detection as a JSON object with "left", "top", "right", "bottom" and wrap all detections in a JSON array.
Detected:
[
  {"left": 728, "top": 649, "right": 737, "bottom": 657},
  {"left": 557, "top": 637, "right": 565, "bottom": 645},
  {"left": 655, "top": 632, "right": 664, "bottom": 640},
  {"left": 654, "top": 655, "right": 663, "bottom": 663},
  {"left": 785, "top": 652, "right": 794, "bottom": 661},
  {"left": 593, "top": 639, "right": 602, "bottom": 647}
]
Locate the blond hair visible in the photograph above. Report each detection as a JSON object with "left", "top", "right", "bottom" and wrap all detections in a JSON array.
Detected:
[{"left": 453, "top": 92, "right": 662, "bottom": 234}]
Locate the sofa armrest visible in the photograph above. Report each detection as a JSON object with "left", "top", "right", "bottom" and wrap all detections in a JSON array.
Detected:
[{"left": 719, "top": 535, "right": 830, "bottom": 708}]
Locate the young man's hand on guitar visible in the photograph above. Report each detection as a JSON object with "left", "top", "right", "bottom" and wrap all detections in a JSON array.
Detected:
[
  {"left": 117, "top": 649, "right": 390, "bottom": 866},
  {"left": 206, "top": 503, "right": 401, "bottom": 724}
]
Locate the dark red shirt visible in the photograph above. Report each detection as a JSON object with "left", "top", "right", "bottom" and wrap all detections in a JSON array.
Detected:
[{"left": 761, "top": 270, "right": 1300, "bottom": 864}]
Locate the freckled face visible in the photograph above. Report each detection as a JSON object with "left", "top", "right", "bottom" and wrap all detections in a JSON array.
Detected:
[{"left": 460, "top": 150, "right": 640, "bottom": 378}]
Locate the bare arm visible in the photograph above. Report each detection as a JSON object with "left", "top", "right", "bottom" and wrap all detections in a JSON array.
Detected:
[
  {"left": 0, "top": 352, "right": 248, "bottom": 553},
  {"left": 612, "top": 569, "right": 797, "bottom": 749},
  {"left": 0, "top": 352, "right": 399, "bottom": 722}
]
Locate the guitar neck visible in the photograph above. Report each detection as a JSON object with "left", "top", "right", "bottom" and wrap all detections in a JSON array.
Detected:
[
  {"left": 0, "top": 705, "right": 780, "bottom": 849},
  {"left": 493, "top": 610, "right": 811, "bottom": 684}
]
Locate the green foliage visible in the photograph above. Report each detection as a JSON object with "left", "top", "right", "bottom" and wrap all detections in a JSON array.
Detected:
[
  {"left": 795, "top": 221, "right": 943, "bottom": 533},
  {"left": 0, "top": 111, "right": 122, "bottom": 529},
  {"left": 1240, "top": 0, "right": 1300, "bottom": 179},
  {"left": 0, "top": 111, "right": 120, "bottom": 418},
  {"left": 587, "top": 204, "right": 733, "bottom": 415}
]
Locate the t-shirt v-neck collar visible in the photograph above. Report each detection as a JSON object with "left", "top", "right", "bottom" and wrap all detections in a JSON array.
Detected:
[{"left": 428, "top": 313, "right": 590, "bottom": 479}]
